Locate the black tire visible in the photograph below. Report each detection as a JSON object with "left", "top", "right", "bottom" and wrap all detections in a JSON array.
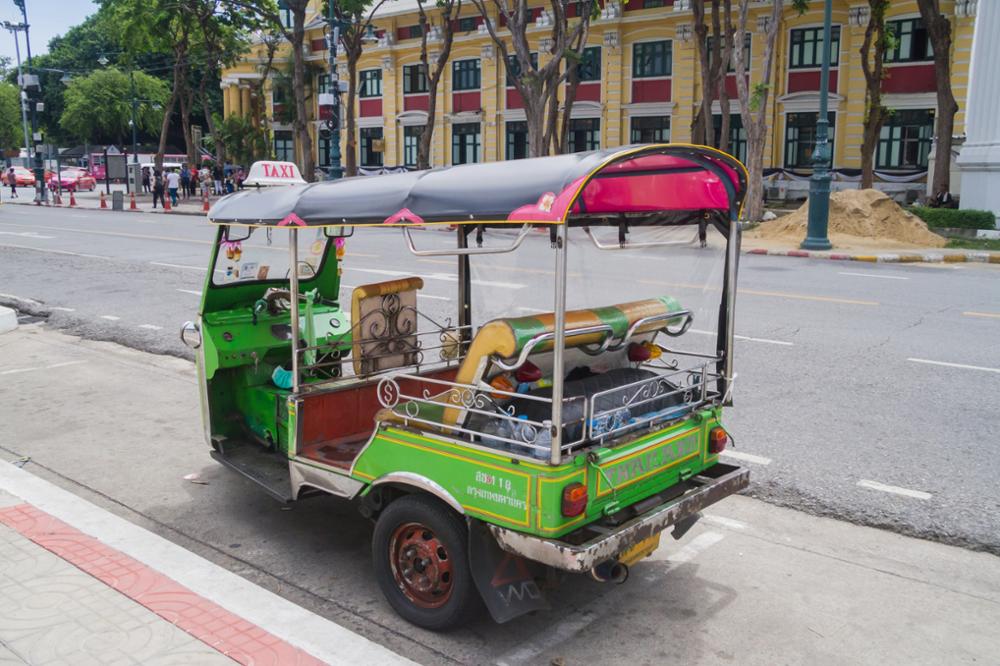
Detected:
[{"left": 372, "top": 494, "right": 479, "bottom": 631}]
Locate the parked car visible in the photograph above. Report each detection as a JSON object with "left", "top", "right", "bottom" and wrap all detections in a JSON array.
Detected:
[
  {"left": 54, "top": 168, "right": 98, "bottom": 192},
  {"left": 8, "top": 166, "right": 36, "bottom": 187}
]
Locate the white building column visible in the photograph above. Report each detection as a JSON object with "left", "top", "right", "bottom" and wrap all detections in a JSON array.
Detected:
[{"left": 957, "top": 2, "right": 1000, "bottom": 220}]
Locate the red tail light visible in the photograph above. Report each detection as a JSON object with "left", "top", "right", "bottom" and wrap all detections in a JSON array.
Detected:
[
  {"left": 561, "top": 482, "right": 588, "bottom": 517},
  {"left": 709, "top": 427, "right": 729, "bottom": 454}
]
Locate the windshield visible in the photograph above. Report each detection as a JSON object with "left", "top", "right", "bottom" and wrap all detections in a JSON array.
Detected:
[{"left": 211, "top": 226, "right": 330, "bottom": 285}]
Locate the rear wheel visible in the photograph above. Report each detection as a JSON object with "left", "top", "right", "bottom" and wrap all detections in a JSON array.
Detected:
[{"left": 372, "top": 494, "right": 479, "bottom": 630}]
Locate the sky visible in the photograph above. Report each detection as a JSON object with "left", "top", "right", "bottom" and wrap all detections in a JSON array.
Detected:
[{"left": 1, "top": 0, "right": 97, "bottom": 68}]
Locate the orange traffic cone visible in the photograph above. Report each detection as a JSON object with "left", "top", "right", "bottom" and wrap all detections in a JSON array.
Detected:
[
  {"left": 69, "top": 189, "right": 77, "bottom": 207},
  {"left": 163, "top": 193, "right": 172, "bottom": 212},
  {"left": 52, "top": 189, "right": 62, "bottom": 207},
  {"left": 129, "top": 192, "right": 137, "bottom": 211},
  {"left": 202, "top": 192, "right": 210, "bottom": 212},
  {"left": 100, "top": 191, "right": 108, "bottom": 209}
]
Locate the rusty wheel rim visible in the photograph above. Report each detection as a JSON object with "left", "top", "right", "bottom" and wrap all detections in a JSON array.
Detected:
[{"left": 388, "top": 521, "right": 454, "bottom": 609}]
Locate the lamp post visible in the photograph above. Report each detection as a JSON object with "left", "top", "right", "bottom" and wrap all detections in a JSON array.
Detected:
[
  {"left": 326, "top": 0, "right": 344, "bottom": 180},
  {"left": 2, "top": 22, "right": 31, "bottom": 168},
  {"left": 12, "top": 0, "right": 46, "bottom": 204},
  {"left": 801, "top": 0, "right": 834, "bottom": 251}
]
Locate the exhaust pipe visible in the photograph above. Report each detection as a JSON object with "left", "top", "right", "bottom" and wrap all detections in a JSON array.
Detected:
[{"left": 589, "top": 560, "right": 629, "bottom": 584}]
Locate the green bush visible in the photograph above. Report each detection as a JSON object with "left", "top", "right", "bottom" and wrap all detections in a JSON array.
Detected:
[{"left": 910, "top": 206, "right": 996, "bottom": 230}]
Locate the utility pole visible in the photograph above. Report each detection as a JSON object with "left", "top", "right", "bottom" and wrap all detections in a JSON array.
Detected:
[
  {"left": 3, "top": 22, "right": 31, "bottom": 166},
  {"left": 13, "top": 0, "right": 46, "bottom": 204},
  {"left": 802, "top": 0, "right": 833, "bottom": 250},
  {"left": 326, "top": 0, "right": 343, "bottom": 180},
  {"left": 129, "top": 69, "right": 139, "bottom": 195}
]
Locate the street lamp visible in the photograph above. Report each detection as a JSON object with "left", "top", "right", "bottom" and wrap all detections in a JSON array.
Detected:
[
  {"left": 326, "top": 1, "right": 345, "bottom": 180},
  {"left": 10, "top": 0, "right": 48, "bottom": 205},
  {"left": 801, "top": 0, "right": 834, "bottom": 251},
  {"left": 2, "top": 21, "right": 32, "bottom": 172}
]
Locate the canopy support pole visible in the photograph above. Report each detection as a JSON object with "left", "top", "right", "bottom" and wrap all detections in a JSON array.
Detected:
[
  {"left": 550, "top": 224, "right": 569, "bottom": 465},
  {"left": 288, "top": 229, "right": 301, "bottom": 393},
  {"left": 723, "top": 214, "right": 740, "bottom": 404}
]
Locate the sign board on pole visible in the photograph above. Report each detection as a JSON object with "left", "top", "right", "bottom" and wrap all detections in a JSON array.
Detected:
[{"left": 106, "top": 154, "right": 128, "bottom": 180}]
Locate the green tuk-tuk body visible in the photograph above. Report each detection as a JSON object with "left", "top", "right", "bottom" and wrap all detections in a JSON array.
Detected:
[{"left": 183, "top": 147, "right": 750, "bottom": 629}]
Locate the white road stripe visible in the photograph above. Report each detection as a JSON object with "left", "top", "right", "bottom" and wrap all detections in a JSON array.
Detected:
[
  {"left": 516, "top": 306, "right": 550, "bottom": 314},
  {"left": 177, "top": 289, "right": 202, "bottom": 296},
  {"left": 138, "top": 324, "right": 163, "bottom": 330},
  {"left": 347, "top": 266, "right": 525, "bottom": 290},
  {"left": 690, "top": 328, "right": 793, "bottom": 346},
  {"left": 418, "top": 293, "right": 452, "bottom": 301},
  {"left": 497, "top": 531, "right": 725, "bottom": 666},
  {"left": 857, "top": 479, "right": 932, "bottom": 501},
  {"left": 0, "top": 360, "right": 87, "bottom": 376},
  {"left": 839, "top": 272, "right": 909, "bottom": 280},
  {"left": 0, "top": 242, "right": 110, "bottom": 260},
  {"left": 701, "top": 515, "right": 749, "bottom": 531},
  {"left": 50, "top": 307, "right": 75, "bottom": 312},
  {"left": 907, "top": 357, "right": 1000, "bottom": 374},
  {"left": 0, "top": 231, "right": 55, "bottom": 239},
  {"left": 720, "top": 449, "right": 772, "bottom": 465},
  {"left": 99, "top": 315, "right": 121, "bottom": 321}
]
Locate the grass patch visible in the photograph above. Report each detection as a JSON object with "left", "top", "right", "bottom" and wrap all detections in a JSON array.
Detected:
[{"left": 945, "top": 238, "right": 1000, "bottom": 251}]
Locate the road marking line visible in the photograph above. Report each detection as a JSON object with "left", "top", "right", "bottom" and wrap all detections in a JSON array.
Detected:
[
  {"left": 99, "top": 315, "right": 120, "bottom": 321},
  {"left": 638, "top": 278, "right": 879, "bottom": 306},
  {"left": 417, "top": 293, "right": 451, "bottom": 301},
  {"left": 516, "top": 306, "right": 550, "bottom": 313},
  {"left": 150, "top": 261, "right": 209, "bottom": 272},
  {"left": 690, "top": 328, "right": 793, "bottom": 346},
  {"left": 0, "top": 242, "right": 110, "bottom": 260},
  {"left": 857, "top": 479, "right": 932, "bottom": 501},
  {"left": 838, "top": 271, "right": 909, "bottom": 280},
  {"left": 702, "top": 515, "right": 749, "bottom": 531},
  {"left": 177, "top": 289, "right": 202, "bottom": 296},
  {"left": 348, "top": 266, "right": 525, "bottom": 289},
  {"left": 0, "top": 231, "right": 55, "bottom": 239},
  {"left": 50, "top": 307, "right": 75, "bottom": 312},
  {"left": 720, "top": 450, "right": 772, "bottom": 465},
  {"left": 963, "top": 311, "right": 1000, "bottom": 319},
  {"left": 0, "top": 360, "right": 87, "bottom": 376},
  {"left": 907, "top": 357, "right": 1000, "bottom": 374},
  {"left": 497, "top": 532, "right": 724, "bottom": 666},
  {"left": 138, "top": 324, "right": 163, "bottom": 330}
]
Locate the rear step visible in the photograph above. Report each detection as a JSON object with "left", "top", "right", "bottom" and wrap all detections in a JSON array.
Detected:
[{"left": 211, "top": 437, "right": 294, "bottom": 503}]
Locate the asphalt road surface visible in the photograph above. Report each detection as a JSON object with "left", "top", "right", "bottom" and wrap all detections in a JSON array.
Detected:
[{"left": 2, "top": 202, "right": 1000, "bottom": 561}]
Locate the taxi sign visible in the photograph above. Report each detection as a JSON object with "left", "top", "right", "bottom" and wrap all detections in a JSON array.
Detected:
[{"left": 243, "top": 160, "right": 307, "bottom": 187}]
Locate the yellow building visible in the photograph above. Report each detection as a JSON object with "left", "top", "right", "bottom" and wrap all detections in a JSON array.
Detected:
[{"left": 221, "top": 0, "right": 976, "bottom": 182}]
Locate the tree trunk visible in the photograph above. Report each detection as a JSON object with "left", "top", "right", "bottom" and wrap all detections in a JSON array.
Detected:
[
  {"left": 156, "top": 64, "right": 182, "bottom": 169},
  {"left": 917, "top": 0, "right": 958, "bottom": 198},
  {"left": 290, "top": 5, "right": 315, "bottom": 181},
  {"left": 201, "top": 88, "right": 224, "bottom": 164},
  {"left": 345, "top": 54, "right": 358, "bottom": 176},
  {"left": 417, "top": 0, "right": 459, "bottom": 170},
  {"left": 859, "top": 0, "right": 890, "bottom": 189},
  {"left": 179, "top": 85, "right": 196, "bottom": 165},
  {"left": 717, "top": 0, "right": 734, "bottom": 154}
]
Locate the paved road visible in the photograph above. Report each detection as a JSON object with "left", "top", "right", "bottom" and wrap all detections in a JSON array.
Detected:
[{"left": 1, "top": 203, "right": 1000, "bottom": 558}]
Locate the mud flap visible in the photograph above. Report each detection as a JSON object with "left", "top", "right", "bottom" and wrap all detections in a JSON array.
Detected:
[
  {"left": 671, "top": 511, "right": 702, "bottom": 540},
  {"left": 468, "top": 521, "right": 550, "bottom": 623}
]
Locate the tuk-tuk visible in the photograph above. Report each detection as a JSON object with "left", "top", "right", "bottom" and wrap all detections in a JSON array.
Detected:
[{"left": 182, "top": 145, "right": 749, "bottom": 630}]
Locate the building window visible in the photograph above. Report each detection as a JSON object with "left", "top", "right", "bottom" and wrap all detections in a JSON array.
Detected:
[
  {"left": 456, "top": 16, "right": 479, "bottom": 31},
  {"left": 784, "top": 112, "right": 836, "bottom": 168},
  {"left": 403, "top": 64, "right": 428, "bottom": 94},
  {"left": 885, "top": 18, "right": 933, "bottom": 63},
  {"left": 643, "top": 0, "right": 666, "bottom": 8},
  {"left": 453, "top": 58, "right": 481, "bottom": 91},
  {"left": 273, "top": 130, "right": 294, "bottom": 161},
  {"left": 317, "top": 74, "right": 330, "bottom": 94},
  {"left": 403, "top": 24, "right": 423, "bottom": 39},
  {"left": 633, "top": 41, "right": 672, "bottom": 78},
  {"left": 712, "top": 114, "right": 747, "bottom": 163},
  {"left": 577, "top": 46, "right": 601, "bottom": 82},
  {"left": 506, "top": 52, "right": 538, "bottom": 87},
  {"left": 403, "top": 125, "right": 424, "bottom": 168},
  {"left": 877, "top": 109, "right": 934, "bottom": 169},
  {"left": 630, "top": 116, "right": 670, "bottom": 143},
  {"left": 790, "top": 25, "right": 840, "bottom": 69},
  {"left": 567, "top": 118, "right": 600, "bottom": 152},
  {"left": 452, "top": 122, "right": 480, "bottom": 164},
  {"left": 359, "top": 69, "right": 382, "bottom": 98},
  {"left": 318, "top": 135, "right": 331, "bottom": 168},
  {"left": 360, "top": 127, "right": 383, "bottom": 168},
  {"left": 277, "top": 0, "right": 293, "bottom": 29},
  {"left": 708, "top": 33, "right": 751, "bottom": 72},
  {"left": 506, "top": 121, "right": 528, "bottom": 160}
]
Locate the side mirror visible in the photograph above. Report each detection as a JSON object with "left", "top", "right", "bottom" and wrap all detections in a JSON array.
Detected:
[
  {"left": 223, "top": 225, "right": 253, "bottom": 242},
  {"left": 323, "top": 225, "right": 354, "bottom": 239}
]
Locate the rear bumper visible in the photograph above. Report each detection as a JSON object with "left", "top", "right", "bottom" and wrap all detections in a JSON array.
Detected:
[{"left": 489, "top": 462, "right": 749, "bottom": 572}]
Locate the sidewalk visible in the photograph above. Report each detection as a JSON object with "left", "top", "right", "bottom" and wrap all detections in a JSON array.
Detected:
[{"left": 1, "top": 186, "right": 210, "bottom": 216}]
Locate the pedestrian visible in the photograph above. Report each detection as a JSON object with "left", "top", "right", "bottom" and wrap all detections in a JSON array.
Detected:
[
  {"left": 166, "top": 168, "right": 180, "bottom": 207},
  {"left": 152, "top": 169, "right": 165, "bottom": 209},
  {"left": 212, "top": 163, "right": 224, "bottom": 196},
  {"left": 6, "top": 167, "right": 17, "bottom": 198},
  {"left": 141, "top": 167, "right": 151, "bottom": 194},
  {"left": 200, "top": 167, "right": 212, "bottom": 199},
  {"left": 180, "top": 166, "right": 191, "bottom": 200},
  {"left": 236, "top": 167, "right": 245, "bottom": 190}
]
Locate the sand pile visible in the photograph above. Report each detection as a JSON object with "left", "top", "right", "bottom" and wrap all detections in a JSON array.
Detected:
[{"left": 750, "top": 189, "right": 946, "bottom": 248}]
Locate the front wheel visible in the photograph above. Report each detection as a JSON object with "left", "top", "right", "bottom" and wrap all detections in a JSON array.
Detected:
[{"left": 372, "top": 494, "right": 480, "bottom": 631}]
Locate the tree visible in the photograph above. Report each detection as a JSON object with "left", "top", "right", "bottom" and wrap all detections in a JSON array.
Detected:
[
  {"left": 218, "top": 114, "right": 270, "bottom": 165},
  {"left": 691, "top": 0, "right": 728, "bottom": 146},
  {"left": 474, "top": 0, "right": 596, "bottom": 157},
  {"left": 916, "top": 0, "right": 959, "bottom": 198},
  {"left": 333, "top": 0, "right": 390, "bottom": 177},
  {"left": 859, "top": 0, "right": 891, "bottom": 189},
  {"left": 0, "top": 82, "right": 21, "bottom": 154},
  {"left": 415, "top": 0, "right": 461, "bottom": 169},
  {"left": 59, "top": 68, "right": 168, "bottom": 145}
]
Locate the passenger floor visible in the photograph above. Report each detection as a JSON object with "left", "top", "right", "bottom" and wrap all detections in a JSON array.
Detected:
[{"left": 298, "top": 437, "right": 368, "bottom": 470}]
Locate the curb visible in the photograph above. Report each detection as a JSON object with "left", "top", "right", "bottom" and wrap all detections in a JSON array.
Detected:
[
  {"left": 3, "top": 199, "right": 206, "bottom": 217},
  {"left": 745, "top": 247, "right": 1000, "bottom": 264},
  {"left": 0, "top": 306, "right": 16, "bottom": 334}
]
